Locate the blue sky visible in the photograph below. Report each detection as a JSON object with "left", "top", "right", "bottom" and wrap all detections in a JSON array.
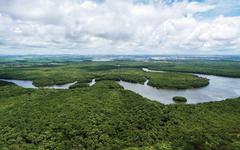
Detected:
[
  {"left": 0, "top": 0, "right": 240, "bottom": 55},
  {"left": 199, "top": 0, "right": 240, "bottom": 17},
  {"left": 139, "top": 0, "right": 240, "bottom": 17}
]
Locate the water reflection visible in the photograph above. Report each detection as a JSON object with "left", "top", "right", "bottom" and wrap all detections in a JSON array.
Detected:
[
  {"left": 118, "top": 69, "right": 240, "bottom": 104},
  {"left": 0, "top": 79, "right": 37, "bottom": 89},
  {"left": 45, "top": 81, "right": 78, "bottom": 89},
  {"left": 0, "top": 79, "right": 77, "bottom": 89},
  {"left": 89, "top": 79, "right": 96, "bottom": 86}
]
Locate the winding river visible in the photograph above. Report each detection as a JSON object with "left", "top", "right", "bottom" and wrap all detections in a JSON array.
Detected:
[
  {"left": 0, "top": 79, "right": 97, "bottom": 89},
  {"left": 118, "top": 68, "right": 240, "bottom": 104},
  {"left": 1, "top": 69, "right": 240, "bottom": 104}
]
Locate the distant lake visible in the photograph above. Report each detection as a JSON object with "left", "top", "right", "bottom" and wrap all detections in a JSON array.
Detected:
[{"left": 118, "top": 69, "right": 240, "bottom": 104}]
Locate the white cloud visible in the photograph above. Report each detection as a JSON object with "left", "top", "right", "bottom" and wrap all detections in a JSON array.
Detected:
[
  {"left": 186, "top": 2, "right": 215, "bottom": 14},
  {"left": 0, "top": 0, "right": 239, "bottom": 55}
]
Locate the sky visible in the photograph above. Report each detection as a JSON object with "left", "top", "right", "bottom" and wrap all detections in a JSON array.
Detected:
[{"left": 0, "top": 0, "right": 240, "bottom": 55}]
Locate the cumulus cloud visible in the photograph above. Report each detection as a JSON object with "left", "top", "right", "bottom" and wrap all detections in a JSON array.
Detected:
[{"left": 0, "top": 0, "right": 239, "bottom": 55}]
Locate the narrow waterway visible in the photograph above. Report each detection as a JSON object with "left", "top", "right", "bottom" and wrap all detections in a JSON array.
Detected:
[
  {"left": 1, "top": 70, "right": 240, "bottom": 104},
  {"left": 0, "top": 79, "right": 77, "bottom": 89},
  {"left": 89, "top": 79, "right": 96, "bottom": 86},
  {"left": 0, "top": 78, "right": 98, "bottom": 89}
]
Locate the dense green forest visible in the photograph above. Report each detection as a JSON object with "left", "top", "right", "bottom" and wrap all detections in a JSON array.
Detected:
[
  {"left": 0, "top": 58, "right": 240, "bottom": 149},
  {"left": 0, "top": 61, "right": 210, "bottom": 89}
]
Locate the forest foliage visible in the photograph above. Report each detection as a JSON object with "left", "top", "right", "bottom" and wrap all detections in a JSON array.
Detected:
[{"left": 0, "top": 59, "right": 240, "bottom": 149}]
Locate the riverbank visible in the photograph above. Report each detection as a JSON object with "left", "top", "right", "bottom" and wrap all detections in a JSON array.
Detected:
[
  {"left": 0, "top": 80, "right": 240, "bottom": 149},
  {"left": 1, "top": 59, "right": 240, "bottom": 149}
]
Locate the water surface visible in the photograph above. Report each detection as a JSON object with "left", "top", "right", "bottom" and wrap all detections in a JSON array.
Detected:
[
  {"left": 118, "top": 69, "right": 240, "bottom": 104},
  {"left": 0, "top": 79, "right": 77, "bottom": 89},
  {"left": 1, "top": 70, "right": 240, "bottom": 104},
  {"left": 89, "top": 79, "right": 96, "bottom": 86},
  {"left": 0, "top": 78, "right": 97, "bottom": 89},
  {"left": 0, "top": 79, "right": 37, "bottom": 89},
  {"left": 45, "top": 82, "right": 78, "bottom": 89}
]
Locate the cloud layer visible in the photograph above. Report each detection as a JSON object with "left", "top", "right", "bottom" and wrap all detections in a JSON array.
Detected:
[{"left": 0, "top": 0, "right": 240, "bottom": 55}]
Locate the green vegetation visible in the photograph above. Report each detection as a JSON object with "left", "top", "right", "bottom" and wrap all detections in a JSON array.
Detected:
[
  {"left": 0, "top": 80, "right": 13, "bottom": 87},
  {"left": 0, "top": 62, "right": 209, "bottom": 89},
  {"left": 0, "top": 81, "right": 240, "bottom": 149},
  {"left": 172, "top": 96, "right": 187, "bottom": 103},
  {"left": 145, "top": 72, "right": 209, "bottom": 89},
  {"left": 145, "top": 60, "right": 240, "bottom": 78},
  {"left": 0, "top": 58, "right": 240, "bottom": 149},
  {"left": 69, "top": 82, "right": 90, "bottom": 89}
]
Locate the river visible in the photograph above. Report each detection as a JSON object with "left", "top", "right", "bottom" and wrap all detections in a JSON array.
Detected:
[
  {"left": 118, "top": 68, "right": 240, "bottom": 104},
  {"left": 1, "top": 70, "right": 240, "bottom": 104}
]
